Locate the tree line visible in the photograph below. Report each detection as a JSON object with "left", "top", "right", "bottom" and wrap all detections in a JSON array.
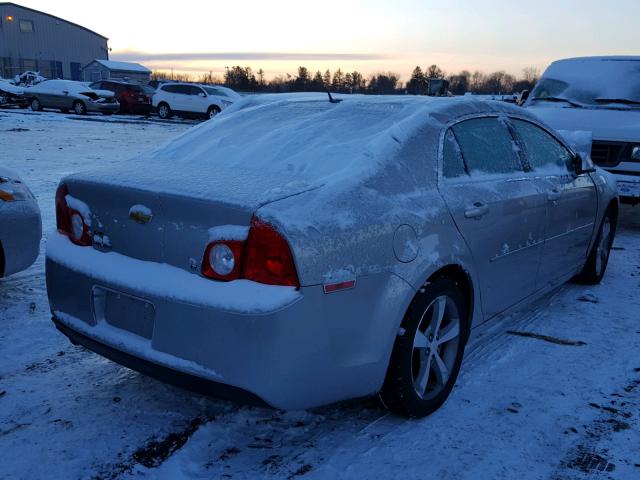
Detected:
[{"left": 151, "top": 64, "right": 539, "bottom": 95}]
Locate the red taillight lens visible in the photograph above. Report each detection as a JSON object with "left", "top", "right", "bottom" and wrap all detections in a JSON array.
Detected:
[
  {"left": 243, "top": 218, "right": 300, "bottom": 288},
  {"left": 202, "top": 241, "right": 244, "bottom": 281},
  {"left": 55, "top": 183, "right": 92, "bottom": 247},
  {"left": 200, "top": 218, "right": 300, "bottom": 288}
]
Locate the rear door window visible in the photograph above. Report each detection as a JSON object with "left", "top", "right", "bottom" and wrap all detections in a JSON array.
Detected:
[
  {"left": 451, "top": 117, "right": 523, "bottom": 176},
  {"left": 511, "top": 119, "right": 572, "bottom": 172},
  {"left": 442, "top": 129, "right": 468, "bottom": 179},
  {"left": 174, "top": 85, "right": 191, "bottom": 95}
]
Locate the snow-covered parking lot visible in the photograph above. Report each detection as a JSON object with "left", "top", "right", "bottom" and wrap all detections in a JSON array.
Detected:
[{"left": 0, "top": 108, "right": 639, "bottom": 480}]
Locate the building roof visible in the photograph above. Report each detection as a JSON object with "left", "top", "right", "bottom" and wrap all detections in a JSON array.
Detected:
[
  {"left": 0, "top": 2, "right": 108, "bottom": 40},
  {"left": 91, "top": 59, "right": 151, "bottom": 73}
]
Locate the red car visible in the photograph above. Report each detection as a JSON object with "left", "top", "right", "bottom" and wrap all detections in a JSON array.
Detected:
[{"left": 89, "top": 80, "right": 152, "bottom": 115}]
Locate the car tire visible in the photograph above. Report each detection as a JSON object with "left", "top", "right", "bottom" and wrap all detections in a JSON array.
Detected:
[
  {"left": 30, "top": 97, "right": 42, "bottom": 111},
  {"left": 207, "top": 105, "right": 221, "bottom": 119},
  {"left": 380, "top": 276, "right": 470, "bottom": 418},
  {"left": 157, "top": 102, "right": 172, "bottom": 119},
  {"left": 73, "top": 101, "right": 87, "bottom": 115},
  {"left": 574, "top": 208, "right": 616, "bottom": 285}
]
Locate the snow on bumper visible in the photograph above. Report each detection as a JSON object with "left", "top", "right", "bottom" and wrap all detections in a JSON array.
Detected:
[{"left": 46, "top": 232, "right": 411, "bottom": 409}]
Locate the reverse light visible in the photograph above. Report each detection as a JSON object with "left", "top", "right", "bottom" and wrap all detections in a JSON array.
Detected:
[{"left": 202, "top": 240, "right": 244, "bottom": 281}]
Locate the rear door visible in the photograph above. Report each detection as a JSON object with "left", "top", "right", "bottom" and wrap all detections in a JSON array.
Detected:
[
  {"left": 439, "top": 117, "right": 547, "bottom": 319},
  {"left": 510, "top": 119, "right": 598, "bottom": 286},
  {"left": 173, "top": 85, "right": 192, "bottom": 111}
]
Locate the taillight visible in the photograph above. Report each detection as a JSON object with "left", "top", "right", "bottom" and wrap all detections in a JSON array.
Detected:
[
  {"left": 55, "top": 183, "right": 92, "bottom": 247},
  {"left": 201, "top": 217, "right": 300, "bottom": 288}
]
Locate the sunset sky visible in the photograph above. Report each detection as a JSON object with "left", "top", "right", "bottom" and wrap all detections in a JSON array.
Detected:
[{"left": 17, "top": 0, "right": 640, "bottom": 80}]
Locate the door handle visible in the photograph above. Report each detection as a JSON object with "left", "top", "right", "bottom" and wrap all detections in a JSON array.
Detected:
[
  {"left": 547, "top": 189, "right": 561, "bottom": 202},
  {"left": 464, "top": 202, "right": 489, "bottom": 219}
]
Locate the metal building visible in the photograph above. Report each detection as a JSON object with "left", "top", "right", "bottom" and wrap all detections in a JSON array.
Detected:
[
  {"left": 82, "top": 60, "right": 151, "bottom": 84},
  {"left": 0, "top": 2, "right": 108, "bottom": 80}
]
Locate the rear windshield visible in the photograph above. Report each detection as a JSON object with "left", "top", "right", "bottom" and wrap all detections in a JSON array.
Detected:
[{"left": 531, "top": 58, "right": 640, "bottom": 107}]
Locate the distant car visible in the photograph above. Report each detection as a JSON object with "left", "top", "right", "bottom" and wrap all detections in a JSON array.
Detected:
[
  {"left": 526, "top": 56, "right": 640, "bottom": 204},
  {"left": 0, "top": 80, "right": 26, "bottom": 107},
  {"left": 89, "top": 80, "right": 152, "bottom": 115},
  {"left": 25, "top": 80, "right": 120, "bottom": 115},
  {"left": 147, "top": 80, "right": 170, "bottom": 90},
  {"left": 152, "top": 83, "right": 240, "bottom": 119},
  {"left": 47, "top": 95, "right": 618, "bottom": 417},
  {"left": 0, "top": 167, "right": 41, "bottom": 278}
]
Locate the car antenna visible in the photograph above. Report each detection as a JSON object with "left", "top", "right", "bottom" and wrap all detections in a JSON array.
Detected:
[{"left": 326, "top": 89, "right": 342, "bottom": 104}]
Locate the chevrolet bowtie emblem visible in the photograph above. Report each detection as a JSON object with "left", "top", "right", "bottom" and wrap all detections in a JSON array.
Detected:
[{"left": 129, "top": 205, "right": 153, "bottom": 224}]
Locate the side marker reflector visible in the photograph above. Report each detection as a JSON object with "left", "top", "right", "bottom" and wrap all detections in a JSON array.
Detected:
[{"left": 323, "top": 280, "right": 356, "bottom": 294}]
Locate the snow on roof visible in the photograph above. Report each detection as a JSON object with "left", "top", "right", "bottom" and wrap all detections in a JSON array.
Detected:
[
  {"left": 73, "top": 94, "right": 524, "bottom": 211},
  {"left": 92, "top": 60, "right": 151, "bottom": 73}
]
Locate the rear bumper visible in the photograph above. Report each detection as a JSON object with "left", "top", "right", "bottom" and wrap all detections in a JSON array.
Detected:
[
  {"left": 53, "top": 316, "right": 266, "bottom": 406},
  {"left": 46, "top": 233, "right": 411, "bottom": 409}
]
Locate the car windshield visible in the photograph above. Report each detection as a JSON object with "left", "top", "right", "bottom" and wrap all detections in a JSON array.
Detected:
[
  {"left": 203, "top": 86, "right": 229, "bottom": 97},
  {"left": 531, "top": 58, "right": 640, "bottom": 107}
]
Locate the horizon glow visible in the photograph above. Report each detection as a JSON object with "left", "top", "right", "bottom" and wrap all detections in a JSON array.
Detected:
[{"left": 13, "top": 0, "right": 640, "bottom": 80}]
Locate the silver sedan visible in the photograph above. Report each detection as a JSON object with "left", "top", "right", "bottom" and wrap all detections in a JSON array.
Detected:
[
  {"left": 46, "top": 95, "right": 618, "bottom": 417},
  {"left": 0, "top": 168, "right": 41, "bottom": 278}
]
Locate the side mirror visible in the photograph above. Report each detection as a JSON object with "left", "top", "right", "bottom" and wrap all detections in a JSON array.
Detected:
[
  {"left": 199, "top": 92, "right": 206, "bottom": 97},
  {"left": 62, "top": 90, "right": 69, "bottom": 95},
  {"left": 572, "top": 153, "right": 596, "bottom": 175}
]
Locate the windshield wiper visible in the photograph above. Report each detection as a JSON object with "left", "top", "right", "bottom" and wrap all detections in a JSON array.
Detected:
[
  {"left": 594, "top": 98, "right": 640, "bottom": 106},
  {"left": 532, "top": 96, "right": 583, "bottom": 108}
]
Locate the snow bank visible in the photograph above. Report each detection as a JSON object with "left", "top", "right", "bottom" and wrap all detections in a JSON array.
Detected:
[{"left": 46, "top": 232, "right": 301, "bottom": 313}]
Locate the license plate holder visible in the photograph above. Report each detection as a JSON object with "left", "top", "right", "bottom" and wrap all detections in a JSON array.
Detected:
[
  {"left": 92, "top": 286, "right": 155, "bottom": 339},
  {"left": 617, "top": 181, "right": 640, "bottom": 198}
]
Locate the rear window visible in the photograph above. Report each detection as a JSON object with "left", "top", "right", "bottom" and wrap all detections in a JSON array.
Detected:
[
  {"left": 512, "top": 119, "right": 572, "bottom": 172},
  {"left": 451, "top": 117, "right": 523, "bottom": 175}
]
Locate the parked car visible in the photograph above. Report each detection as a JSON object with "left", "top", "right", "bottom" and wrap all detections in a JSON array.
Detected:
[
  {"left": 46, "top": 95, "right": 618, "bottom": 417},
  {"left": 88, "top": 80, "right": 152, "bottom": 115},
  {"left": 25, "top": 80, "right": 119, "bottom": 115},
  {"left": 526, "top": 56, "right": 640, "bottom": 204},
  {"left": 147, "top": 80, "right": 169, "bottom": 90},
  {"left": 0, "top": 167, "right": 42, "bottom": 278},
  {"left": 0, "top": 80, "right": 26, "bottom": 107},
  {"left": 152, "top": 82, "right": 240, "bottom": 119}
]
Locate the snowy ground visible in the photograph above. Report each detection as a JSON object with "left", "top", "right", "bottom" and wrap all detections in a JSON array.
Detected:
[{"left": 0, "top": 108, "right": 639, "bottom": 480}]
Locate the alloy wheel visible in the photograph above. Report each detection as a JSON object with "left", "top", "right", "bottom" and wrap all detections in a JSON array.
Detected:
[
  {"left": 595, "top": 217, "right": 612, "bottom": 276},
  {"left": 411, "top": 295, "right": 461, "bottom": 400}
]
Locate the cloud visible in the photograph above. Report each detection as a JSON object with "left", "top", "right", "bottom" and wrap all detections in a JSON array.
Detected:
[{"left": 111, "top": 51, "right": 391, "bottom": 62}]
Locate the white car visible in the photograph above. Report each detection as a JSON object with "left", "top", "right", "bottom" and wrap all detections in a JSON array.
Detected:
[
  {"left": 152, "top": 83, "right": 240, "bottom": 120},
  {"left": 526, "top": 56, "right": 640, "bottom": 204}
]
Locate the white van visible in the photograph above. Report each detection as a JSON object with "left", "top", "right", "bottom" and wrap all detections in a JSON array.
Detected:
[{"left": 527, "top": 56, "right": 640, "bottom": 203}]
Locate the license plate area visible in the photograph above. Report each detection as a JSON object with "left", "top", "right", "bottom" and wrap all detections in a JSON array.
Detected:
[
  {"left": 92, "top": 286, "right": 155, "bottom": 339},
  {"left": 618, "top": 181, "right": 640, "bottom": 198}
]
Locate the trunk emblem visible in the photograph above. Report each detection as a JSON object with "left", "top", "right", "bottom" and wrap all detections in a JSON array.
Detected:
[{"left": 129, "top": 205, "right": 153, "bottom": 224}]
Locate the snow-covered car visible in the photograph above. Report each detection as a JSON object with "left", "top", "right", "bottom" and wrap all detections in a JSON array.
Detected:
[
  {"left": 152, "top": 82, "right": 240, "bottom": 119},
  {"left": 46, "top": 94, "right": 618, "bottom": 417},
  {"left": 0, "top": 167, "right": 41, "bottom": 278},
  {"left": 526, "top": 56, "right": 640, "bottom": 204},
  {"left": 25, "top": 80, "right": 120, "bottom": 115},
  {"left": 0, "top": 80, "right": 26, "bottom": 107}
]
